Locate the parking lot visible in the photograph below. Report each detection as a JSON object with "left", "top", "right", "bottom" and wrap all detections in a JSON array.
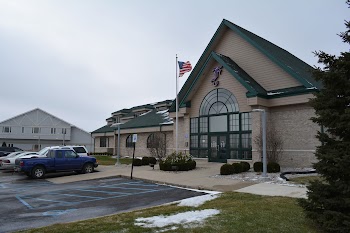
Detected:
[{"left": 0, "top": 172, "right": 206, "bottom": 232}]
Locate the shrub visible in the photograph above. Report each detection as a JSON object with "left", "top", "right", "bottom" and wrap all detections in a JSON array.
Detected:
[
  {"left": 90, "top": 152, "right": 113, "bottom": 156},
  {"left": 149, "top": 157, "right": 157, "bottom": 165},
  {"left": 232, "top": 163, "right": 242, "bottom": 173},
  {"left": 159, "top": 152, "right": 196, "bottom": 171},
  {"left": 267, "top": 162, "right": 280, "bottom": 173},
  {"left": 188, "top": 160, "right": 196, "bottom": 170},
  {"left": 141, "top": 157, "right": 150, "bottom": 165},
  {"left": 254, "top": 162, "right": 263, "bottom": 172},
  {"left": 240, "top": 162, "right": 250, "bottom": 172},
  {"left": 220, "top": 164, "right": 234, "bottom": 175},
  {"left": 132, "top": 158, "right": 142, "bottom": 166},
  {"left": 159, "top": 161, "right": 172, "bottom": 171}
]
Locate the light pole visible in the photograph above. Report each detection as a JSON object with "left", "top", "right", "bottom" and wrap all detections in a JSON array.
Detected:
[
  {"left": 112, "top": 123, "right": 123, "bottom": 165},
  {"left": 252, "top": 109, "right": 267, "bottom": 178}
]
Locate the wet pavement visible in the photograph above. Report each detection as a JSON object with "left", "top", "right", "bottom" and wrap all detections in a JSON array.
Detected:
[{"left": 0, "top": 172, "right": 205, "bottom": 233}]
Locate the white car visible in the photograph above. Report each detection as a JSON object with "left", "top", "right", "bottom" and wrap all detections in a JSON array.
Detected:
[
  {"left": 0, "top": 152, "right": 24, "bottom": 169},
  {"left": 60, "top": 145, "right": 89, "bottom": 156},
  {"left": 0, "top": 152, "right": 40, "bottom": 170}
]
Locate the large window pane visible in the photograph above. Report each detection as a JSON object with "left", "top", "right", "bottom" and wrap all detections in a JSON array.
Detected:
[
  {"left": 126, "top": 135, "right": 133, "bottom": 148},
  {"left": 190, "top": 149, "right": 199, "bottom": 157},
  {"left": 241, "top": 113, "right": 251, "bottom": 131},
  {"left": 190, "top": 135, "right": 198, "bottom": 148},
  {"left": 241, "top": 133, "right": 252, "bottom": 149},
  {"left": 229, "top": 134, "right": 239, "bottom": 148},
  {"left": 229, "top": 150, "right": 239, "bottom": 159},
  {"left": 229, "top": 114, "right": 240, "bottom": 131},
  {"left": 200, "top": 135, "right": 208, "bottom": 148},
  {"left": 199, "top": 117, "right": 208, "bottom": 133},
  {"left": 199, "top": 150, "right": 208, "bottom": 158},
  {"left": 190, "top": 118, "right": 198, "bottom": 134},
  {"left": 200, "top": 89, "right": 240, "bottom": 116},
  {"left": 209, "top": 115, "right": 227, "bottom": 132},
  {"left": 242, "top": 151, "right": 252, "bottom": 159},
  {"left": 100, "top": 137, "right": 107, "bottom": 147}
]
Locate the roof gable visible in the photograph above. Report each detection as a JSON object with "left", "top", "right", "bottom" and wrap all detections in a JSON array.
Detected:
[
  {"left": 0, "top": 108, "right": 90, "bottom": 134},
  {"left": 0, "top": 108, "right": 71, "bottom": 127},
  {"left": 170, "top": 19, "right": 321, "bottom": 111}
]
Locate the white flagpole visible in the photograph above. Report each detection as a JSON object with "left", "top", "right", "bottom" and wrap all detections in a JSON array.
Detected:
[{"left": 175, "top": 54, "right": 178, "bottom": 153}]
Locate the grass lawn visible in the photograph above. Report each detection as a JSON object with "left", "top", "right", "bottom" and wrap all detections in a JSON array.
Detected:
[
  {"left": 20, "top": 192, "right": 321, "bottom": 233},
  {"left": 93, "top": 155, "right": 133, "bottom": 165},
  {"left": 288, "top": 176, "right": 323, "bottom": 185}
]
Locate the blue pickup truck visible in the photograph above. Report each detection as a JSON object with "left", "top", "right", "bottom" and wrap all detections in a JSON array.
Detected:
[{"left": 18, "top": 148, "right": 98, "bottom": 179}]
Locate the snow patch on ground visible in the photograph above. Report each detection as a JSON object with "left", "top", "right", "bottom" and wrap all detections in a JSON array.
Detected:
[
  {"left": 135, "top": 209, "right": 220, "bottom": 230},
  {"left": 211, "top": 167, "right": 318, "bottom": 187},
  {"left": 178, "top": 193, "right": 220, "bottom": 207}
]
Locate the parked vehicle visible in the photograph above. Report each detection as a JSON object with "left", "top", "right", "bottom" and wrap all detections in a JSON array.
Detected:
[
  {"left": 0, "top": 147, "right": 23, "bottom": 157},
  {"left": 60, "top": 145, "right": 89, "bottom": 156},
  {"left": 17, "top": 148, "right": 98, "bottom": 178},
  {"left": 14, "top": 147, "right": 58, "bottom": 167},
  {"left": 0, "top": 151, "right": 24, "bottom": 168},
  {"left": 0, "top": 152, "right": 39, "bottom": 170}
]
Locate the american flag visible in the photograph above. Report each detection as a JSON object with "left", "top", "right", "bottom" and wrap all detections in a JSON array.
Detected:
[{"left": 178, "top": 61, "right": 192, "bottom": 77}]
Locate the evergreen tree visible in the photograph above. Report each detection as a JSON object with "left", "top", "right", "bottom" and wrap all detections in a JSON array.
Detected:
[{"left": 299, "top": 2, "right": 350, "bottom": 232}]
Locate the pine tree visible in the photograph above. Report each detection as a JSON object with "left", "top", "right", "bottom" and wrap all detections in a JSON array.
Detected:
[{"left": 299, "top": 2, "right": 350, "bottom": 232}]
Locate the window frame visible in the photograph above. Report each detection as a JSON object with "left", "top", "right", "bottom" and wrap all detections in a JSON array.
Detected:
[{"left": 126, "top": 135, "right": 133, "bottom": 148}]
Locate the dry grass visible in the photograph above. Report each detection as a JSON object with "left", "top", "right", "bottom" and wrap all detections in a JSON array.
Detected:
[
  {"left": 20, "top": 192, "right": 321, "bottom": 233},
  {"left": 93, "top": 156, "right": 132, "bottom": 165}
]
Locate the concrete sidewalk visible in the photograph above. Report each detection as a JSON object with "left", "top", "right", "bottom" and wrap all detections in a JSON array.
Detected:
[{"left": 47, "top": 160, "right": 307, "bottom": 198}]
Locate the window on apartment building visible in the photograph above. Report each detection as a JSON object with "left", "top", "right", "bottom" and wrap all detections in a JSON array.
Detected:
[
  {"left": 115, "top": 117, "right": 120, "bottom": 123},
  {"left": 2, "top": 126, "right": 11, "bottom": 133},
  {"left": 51, "top": 128, "right": 56, "bottom": 134},
  {"left": 126, "top": 135, "right": 133, "bottom": 148},
  {"left": 22, "top": 127, "right": 24, "bottom": 133},
  {"left": 62, "top": 128, "right": 67, "bottom": 134},
  {"left": 100, "top": 137, "right": 108, "bottom": 147},
  {"left": 32, "top": 127, "right": 40, "bottom": 134}
]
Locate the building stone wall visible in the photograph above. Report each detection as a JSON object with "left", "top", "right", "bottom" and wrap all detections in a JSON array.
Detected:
[
  {"left": 269, "top": 104, "right": 319, "bottom": 167},
  {"left": 117, "top": 131, "right": 175, "bottom": 158}
]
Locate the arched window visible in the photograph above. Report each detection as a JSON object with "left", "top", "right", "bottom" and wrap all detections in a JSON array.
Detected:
[
  {"left": 126, "top": 135, "right": 133, "bottom": 148},
  {"left": 147, "top": 133, "right": 166, "bottom": 148},
  {"left": 190, "top": 88, "right": 251, "bottom": 160},
  {"left": 199, "top": 88, "right": 239, "bottom": 116}
]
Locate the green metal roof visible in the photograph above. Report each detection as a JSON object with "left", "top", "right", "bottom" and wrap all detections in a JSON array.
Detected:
[
  {"left": 120, "top": 109, "right": 172, "bottom": 129},
  {"left": 91, "top": 109, "right": 173, "bottom": 134},
  {"left": 91, "top": 125, "right": 114, "bottom": 134},
  {"left": 170, "top": 19, "right": 320, "bottom": 112}
]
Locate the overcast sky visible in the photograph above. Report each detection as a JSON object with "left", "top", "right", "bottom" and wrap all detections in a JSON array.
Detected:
[{"left": 0, "top": 0, "right": 348, "bottom": 132}]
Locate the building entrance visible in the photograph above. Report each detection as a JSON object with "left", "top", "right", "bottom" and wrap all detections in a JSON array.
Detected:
[{"left": 209, "top": 134, "right": 227, "bottom": 162}]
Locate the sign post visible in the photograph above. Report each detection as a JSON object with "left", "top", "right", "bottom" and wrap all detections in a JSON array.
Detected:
[{"left": 130, "top": 134, "right": 137, "bottom": 179}]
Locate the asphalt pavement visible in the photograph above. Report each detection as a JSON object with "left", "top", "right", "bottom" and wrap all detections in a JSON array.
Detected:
[
  {"left": 46, "top": 160, "right": 307, "bottom": 198},
  {"left": 0, "top": 174, "right": 205, "bottom": 233}
]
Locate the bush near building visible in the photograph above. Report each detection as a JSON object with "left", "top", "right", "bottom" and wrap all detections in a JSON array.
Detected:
[
  {"left": 253, "top": 162, "right": 263, "bottom": 172},
  {"left": 132, "top": 158, "right": 142, "bottom": 166},
  {"left": 240, "top": 161, "right": 251, "bottom": 172},
  {"left": 220, "top": 164, "right": 234, "bottom": 175},
  {"left": 267, "top": 162, "right": 280, "bottom": 173},
  {"left": 159, "top": 152, "right": 196, "bottom": 171},
  {"left": 232, "top": 163, "right": 242, "bottom": 174}
]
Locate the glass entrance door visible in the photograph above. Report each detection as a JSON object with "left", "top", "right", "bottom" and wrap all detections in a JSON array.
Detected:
[{"left": 209, "top": 134, "right": 227, "bottom": 162}]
